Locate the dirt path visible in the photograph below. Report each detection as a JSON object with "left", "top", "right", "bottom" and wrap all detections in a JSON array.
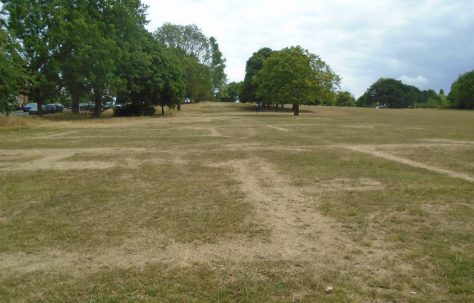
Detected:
[
  {"left": 0, "top": 148, "right": 146, "bottom": 171},
  {"left": 0, "top": 156, "right": 348, "bottom": 276},
  {"left": 266, "top": 125, "right": 289, "bottom": 132},
  {"left": 1, "top": 139, "right": 471, "bottom": 277},
  {"left": 343, "top": 145, "right": 474, "bottom": 183}
]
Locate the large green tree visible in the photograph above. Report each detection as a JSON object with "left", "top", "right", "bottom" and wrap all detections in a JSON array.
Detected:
[
  {"left": 357, "top": 78, "right": 420, "bottom": 108},
  {"left": 154, "top": 23, "right": 226, "bottom": 100},
  {"left": 336, "top": 91, "right": 356, "bottom": 107},
  {"left": 3, "top": 0, "right": 62, "bottom": 115},
  {"left": 255, "top": 46, "right": 340, "bottom": 115},
  {"left": 209, "top": 36, "right": 226, "bottom": 94},
  {"left": 55, "top": 0, "right": 148, "bottom": 115},
  {"left": 449, "top": 70, "right": 474, "bottom": 109},
  {"left": 241, "top": 47, "right": 273, "bottom": 103},
  {"left": 0, "top": 13, "right": 27, "bottom": 115},
  {"left": 181, "top": 55, "right": 213, "bottom": 102},
  {"left": 154, "top": 23, "right": 211, "bottom": 64},
  {"left": 218, "top": 81, "right": 243, "bottom": 102}
]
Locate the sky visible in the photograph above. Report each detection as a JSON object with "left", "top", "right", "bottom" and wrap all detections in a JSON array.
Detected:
[{"left": 142, "top": 0, "right": 474, "bottom": 97}]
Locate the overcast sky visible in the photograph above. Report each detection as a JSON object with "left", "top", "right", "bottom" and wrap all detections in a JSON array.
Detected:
[{"left": 143, "top": 0, "right": 474, "bottom": 97}]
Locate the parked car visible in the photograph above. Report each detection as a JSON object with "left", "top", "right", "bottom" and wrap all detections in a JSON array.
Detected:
[
  {"left": 103, "top": 102, "right": 114, "bottom": 110},
  {"left": 24, "top": 103, "right": 64, "bottom": 114},
  {"left": 52, "top": 104, "right": 64, "bottom": 112},
  {"left": 44, "top": 104, "right": 58, "bottom": 113},
  {"left": 22, "top": 103, "right": 37, "bottom": 112},
  {"left": 79, "top": 103, "right": 92, "bottom": 111}
]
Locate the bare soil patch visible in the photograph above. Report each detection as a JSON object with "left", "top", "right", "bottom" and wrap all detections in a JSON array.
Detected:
[
  {"left": 266, "top": 125, "right": 289, "bottom": 132},
  {"left": 342, "top": 144, "right": 474, "bottom": 183},
  {"left": 302, "top": 177, "right": 385, "bottom": 193},
  {"left": 0, "top": 148, "right": 147, "bottom": 171}
]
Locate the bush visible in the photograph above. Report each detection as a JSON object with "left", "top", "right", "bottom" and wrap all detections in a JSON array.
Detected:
[
  {"left": 449, "top": 70, "right": 474, "bottom": 109},
  {"left": 114, "top": 103, "right": 156, "bottom": 117}
]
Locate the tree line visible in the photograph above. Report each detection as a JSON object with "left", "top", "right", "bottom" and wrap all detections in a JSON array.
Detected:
[
  {"left": 1, "top": 1, "right": 473, "bottom": 116},
  {"left": 221, "top": 48, "right": 473, "bottom": 110},
  {"left": 0, "top": 1, "right": 226, "bottom": 117},
  {"left": 356, "top": 75, "right": 473, "bottom": 109}
]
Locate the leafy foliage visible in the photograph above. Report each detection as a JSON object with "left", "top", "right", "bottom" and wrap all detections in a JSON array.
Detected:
[
  {"left": 357, "top": 78, "right": 421, "bottom": 108},
  {"left": 209, "top": 37, "right": 227, "bottom": 94},
  {"left": 449, "top": 70, "right": 474, "bottom": 109},
  {"left": 3, "top": 0, "right": 63, "bottom": 114},
  {"left": 336, "top": 91, "right": 356, "bottom": 107},
  {"left": 0, "top": 14, "right": 27, "bottom": 115},
  {"left": 154, "top": 23, "right": 227, "bottom": 99},
  {"left": 218, "top": 81, "right": 243, "bottom": 102},
  {"left": 241, "top": 47, "right": 273, "bottom": 102},
  {"left": 254, "top": 46, "right": 340, "bottom": 114},
  {"left": 357, "top": 78, "right": 456, "bottom": 109},
  {"left": 2, "top": 1, "right": 188, "bottom": 117},
  {"left": 154, "top": 23, "right": 211, "bottom": 65}
]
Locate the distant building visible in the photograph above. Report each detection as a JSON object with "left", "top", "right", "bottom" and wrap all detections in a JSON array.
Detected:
[{"left": 16, "top": 95, "right": 28, "bottom": 106}]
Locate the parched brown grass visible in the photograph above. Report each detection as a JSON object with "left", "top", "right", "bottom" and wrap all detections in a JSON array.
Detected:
[{"left": 0, "top": 103, "right": 473, "bottom": 302}]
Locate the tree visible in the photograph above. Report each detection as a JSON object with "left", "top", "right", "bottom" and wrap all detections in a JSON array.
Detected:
[
  {"left": 181, "top": 55, "right": 213, "bottom": 102},
  {"left": 241, "top": 47, "right": 273, "bottom": 103},
  {"left": 56, "top": 0, "right": 148, "bottom": 115},
  {"left": 154, "top": 47, "right": 186, "bottom": 115},
  {"left": 449, "top": 70, "right": 474, "bottom": 109},
  {"left": 219, "top": 81, "right": 242, "bottom": 102},
  {"left": 0, "top": 14, "right": 27, "bottom": 115},
  {"left": 3, "top": 0, "right": 62, "bottom": 115},
  {"left": 357, "top": 78, "right": 419, "bottom": 108},
  {"left": 154, "top": 23, "right": 225, "bottom": 101},
  {"left": 154, "top": 23, "right": 211, "bottom": 64},
  {"left": 336, "top": 91, "right": 356, "bottom": 107},
  {"left": 114, "top": 32, "right": 186, "bottom": 116},
  {"left": 255, "top": 46, "right": 340, "bottom": 115},
  {"left": 209, "top": 36, "right": 226, "bottom": 95}
]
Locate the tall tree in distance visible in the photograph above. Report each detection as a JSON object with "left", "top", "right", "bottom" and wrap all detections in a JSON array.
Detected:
[
  {"left": 336, "top": 91, "right": 356, "bottom": 107},
  {"left": 154, "top": 23, "right": 211, "bottom": 65},
  {"left": 255, "top": 46, "right": 340, "bottom": 115},
  {"left": 3, "top": 0, "right": 62, "bottom": 115},
  {"left": 449, "top": 70, "right": 474, "bottom": 109},
  {"left": 357, "top": 78, "right": 419, "bottom": 108},
  {"left": 209, "top": 36, "right": 226, "bottom": 95},
  {"left": 0, "top": 11, "right": 27, "bottom": 114},
  {"left": 154, "top": 23, "right": 227, "bottom": 101},
  {"left": 241, "top": 47, "right": 273, "bottom": 103}
]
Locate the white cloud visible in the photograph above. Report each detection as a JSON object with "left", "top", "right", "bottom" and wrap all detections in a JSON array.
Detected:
[
  {"left": 142, "top": 0, "right": 474, "bottom": 97},
  {"left": 399, "top": 75, "right": 429, "bottom": 86}
]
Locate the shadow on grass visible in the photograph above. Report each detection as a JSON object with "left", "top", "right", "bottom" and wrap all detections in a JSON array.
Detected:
[{"left": 233, "top": 103, "right": 315, "bottom": 114}]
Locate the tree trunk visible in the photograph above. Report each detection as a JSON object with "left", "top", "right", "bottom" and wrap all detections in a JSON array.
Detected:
[
  {"left": 293, "top": 103, "right": 299, "bottom": 116},
  {"left": 275, "top": 104, "right": 279, "bottom": 109},
  {"left": 93, "top": 90, "right": 102, "bottom": 118},
  {"left": 71, "top": 94, "right": 80, "bottom": 114},
  {"left": 161, "top": 104, "right": 164, "bottom": 115},
  {"left": 177, "top": 103, "right": 181, "bottom": 111},
  {"left": 37, "top": 99, "right": 43, "bottom": 116}
]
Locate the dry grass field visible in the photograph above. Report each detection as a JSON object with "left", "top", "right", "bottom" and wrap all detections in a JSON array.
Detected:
[{"left": 0, "top": 103, "right": 473, "bottom": 302}]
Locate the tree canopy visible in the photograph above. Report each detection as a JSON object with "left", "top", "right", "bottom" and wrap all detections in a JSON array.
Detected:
[
  {"left": 357, "top": 78, "right": 420, "bottom": 108},
  {"left": 3, "top": 0, "right": 63, "bottom": 115},
  {"left": 336, "top": 91, "right": 356, "bottom": 107},
  {"left": 356, "top": 78, "right": 458, "bottom": 109},
  {"left": 218, "top": 81, "right": 243, "bottom": 102},
  {"left": 154, "top": 23, "right": 226, "bottom": 98},
  {"left": 254, "top": 46, "right": 340, "bottom": 115},
  {"left": 449, "top": 70, "right": 474, "bottom": 109},
  {"left": 0, "top": 13, "right": 27, "bottom": 115},
  {"left": 1, "top": 2, "right": 221, "bottom": 117},
  {"left": 241, "top": 47, "right": 273, "bottom": 103}
]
